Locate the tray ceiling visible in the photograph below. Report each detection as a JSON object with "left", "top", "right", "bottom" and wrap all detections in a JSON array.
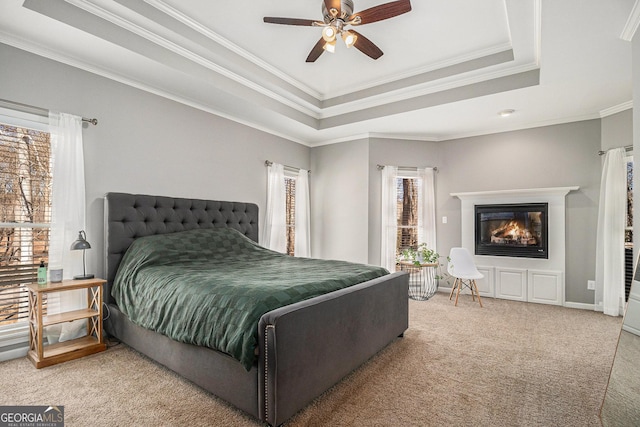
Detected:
[{"left": 0, "top": 0, "right": 635, "bottom": 146}]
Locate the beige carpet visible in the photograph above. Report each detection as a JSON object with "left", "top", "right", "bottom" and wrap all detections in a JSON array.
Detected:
[{"left": 1, "top": 293, "right": 622, "bottom": 426}]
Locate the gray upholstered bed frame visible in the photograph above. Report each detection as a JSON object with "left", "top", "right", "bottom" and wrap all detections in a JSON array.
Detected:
[{"left": 104, "top": 192, "right": 409, "bottom": 426}]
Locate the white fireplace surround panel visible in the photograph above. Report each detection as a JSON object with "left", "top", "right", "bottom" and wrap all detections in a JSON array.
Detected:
[{"left": 451, "top": 187, "right": 579, "bottom": 306}]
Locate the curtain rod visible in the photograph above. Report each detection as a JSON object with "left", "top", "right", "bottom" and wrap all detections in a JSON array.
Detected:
[
  {"left": 377, "top": 164, "right": 438, "bottom": 172},
  {"left": 598, "top": 145, "right": 633, "bottom": 156},
  {"left": 0, "top": 98, "right": 98, "bottom": 126},
  {"left": 265, "top": 160, "right": 310, "bottom": 174}
]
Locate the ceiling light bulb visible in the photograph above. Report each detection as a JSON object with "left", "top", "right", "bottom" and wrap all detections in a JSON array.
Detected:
[
  {"left": 322, "top": 26, "right": 337, "bottom": 42},
  {"left": 323, "top": 40, "right": 336, "bottom": 53},
  {"left": 342, "top": 31, "right": 357, "bottom": 48},
  {"left": 499, "top": 109, "right": 515, "bottom": 117}
]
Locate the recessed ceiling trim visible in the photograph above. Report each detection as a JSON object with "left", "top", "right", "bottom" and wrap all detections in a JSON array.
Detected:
[
  {"left": 322, "top": 43, "right": 514, "bottom": 101},
  {"left": 318, "top": 62, "right": 540, "bottom": 119},
  {"left": 319, "top": 68, "right": 540, "bottom": 129},
  {"left": 64, "top": 0, "right": 321, "bottom": 118},
  {"left": 321, "top": 49, "right": 515, "bottom": 110}
]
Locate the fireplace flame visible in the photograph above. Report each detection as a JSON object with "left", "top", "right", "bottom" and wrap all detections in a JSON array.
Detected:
[{"left": 490, "top": 220, "right": 537, "bottom": 245}]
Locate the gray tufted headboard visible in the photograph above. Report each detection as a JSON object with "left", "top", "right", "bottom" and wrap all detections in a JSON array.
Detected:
[{"left": 104, "top": 192, "right": 259, "bottom": 304}]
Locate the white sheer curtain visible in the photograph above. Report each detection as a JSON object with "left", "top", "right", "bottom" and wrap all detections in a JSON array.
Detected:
[
  {"left": 380, "top": 166, "right": 398, "bottom": 271},
  {"left": 262, "top": 162, "right": 286, "bottom": 253},
  {"left": 294, "top": 169, "right": 311, "bottom": 257},
  {"left": 48, "top": 112, "right": 87, "bottom": 311},
  {"left": 417, "top": 167, "right": 437, "bottom": 251},
  {"left": 595, "top": 147, "right": 626, "bottom": 317}
]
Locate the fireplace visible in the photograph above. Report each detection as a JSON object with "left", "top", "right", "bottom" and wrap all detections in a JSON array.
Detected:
[{"left": 475, "top": 203, "right": 548, "bottom": 259}]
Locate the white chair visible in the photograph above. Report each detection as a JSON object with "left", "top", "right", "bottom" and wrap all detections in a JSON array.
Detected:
[{"left": 447, "top": 247, "right": 484, "bottom": 307}]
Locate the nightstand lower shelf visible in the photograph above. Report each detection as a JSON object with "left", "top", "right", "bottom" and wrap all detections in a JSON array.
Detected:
[{"left": 27, "top": 335, "right": 106, "bottom": 368}]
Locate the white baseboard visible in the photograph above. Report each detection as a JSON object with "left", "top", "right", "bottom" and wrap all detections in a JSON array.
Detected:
[
  {"left": 564, "top": 301, "right": 595, "bottom": 310},
  {"left": 0, "top": 345, "right": 28, "bottom": 362}
]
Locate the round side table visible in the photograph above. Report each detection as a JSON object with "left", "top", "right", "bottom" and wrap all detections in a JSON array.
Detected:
[{"left": 399, "top": 261, "right": 439, "bottom": 301}]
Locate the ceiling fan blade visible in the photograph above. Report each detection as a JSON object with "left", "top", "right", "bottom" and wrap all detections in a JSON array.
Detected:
[
  {"left": 349, "top": 0, "right": 412, "bottom": 25},
  {"left": 263, "top": 17, "right": 319, "bottom": 26},
  {"left": 324, "top": 0, "right": 342, "bottom": 16},
  {"left": 351, "top": 30, "right": 383, "bottom": 60},
  {"left": 306, "top": 38, "right": 326, "bottom": 62}
]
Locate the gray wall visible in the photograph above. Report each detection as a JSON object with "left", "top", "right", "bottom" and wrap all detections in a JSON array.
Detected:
[
  {"left": 602, "top": 109, "right": 633, "bottom": 152},
  {"left": 311, "top": 121, "right": 607, "bottom": 305},
  {"left": 0, "top": 44, "right": 310, "bottom": 278},
  {"left": 436, "top": 121, "right": 603, "bottom": 304},
  {"left": 310, "top": 139, "right": 369, "bottom": 263}
]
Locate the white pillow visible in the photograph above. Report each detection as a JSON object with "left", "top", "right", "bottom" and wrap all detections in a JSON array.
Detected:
[{"left": 59, "top": 319, "right": 87, "bottom": 342}]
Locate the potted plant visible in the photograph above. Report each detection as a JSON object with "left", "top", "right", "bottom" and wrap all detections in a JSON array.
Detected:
[{"left": 397, "top": 243, "right": 440, "bottom": 266}]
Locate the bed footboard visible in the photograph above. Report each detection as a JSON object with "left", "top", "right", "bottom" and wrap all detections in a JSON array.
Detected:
[{"left": 257, "top": 271, "right": 409, "bottom": 426}]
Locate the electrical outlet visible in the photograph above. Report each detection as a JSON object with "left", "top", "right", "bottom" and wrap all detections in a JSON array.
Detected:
[{"left": 588, "top": 280, "right": 595, "bottom": 290}]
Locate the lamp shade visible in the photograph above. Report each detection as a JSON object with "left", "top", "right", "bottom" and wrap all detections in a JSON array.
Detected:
[{"left": 70, "top": 231, "right": 91, "bottom": 251}]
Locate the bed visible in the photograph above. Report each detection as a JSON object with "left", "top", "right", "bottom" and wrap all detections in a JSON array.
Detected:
[{"left": 103, "top": 192, "right": 409, "bottom": 426}]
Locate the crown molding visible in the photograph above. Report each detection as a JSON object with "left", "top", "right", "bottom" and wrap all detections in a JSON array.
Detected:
[
  {"left": 66, "top": 0, "right": 321, "bottom": 118},
  {"left": 318, "top": 61, "right": 540, "bottom": 119},
  {"left": 321, "top": 43, "right": 514, "bottom": 101},
  {"left": 621, "top": 0, "right": 640, "bottom": 41},
  {"left": 440, "top": 112, "right": 602, "bottom": 142},
  {"left": 0, "top": 30, "right": 313, "bottom": 147},
  {"left": 600, "top": 101, "right": 633, "bottom": 118},
  {"left": 145, "top": 0, "right": 323, "bottom": 100}
]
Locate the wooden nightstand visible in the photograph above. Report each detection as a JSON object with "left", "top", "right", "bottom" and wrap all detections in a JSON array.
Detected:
[{"left": 26, "top": 278, "right": 107, "bottom": 368}]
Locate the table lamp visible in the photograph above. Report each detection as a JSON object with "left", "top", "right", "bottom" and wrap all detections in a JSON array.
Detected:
[{"left": 70, "top": 230, "right": 94, "bottom": 280}]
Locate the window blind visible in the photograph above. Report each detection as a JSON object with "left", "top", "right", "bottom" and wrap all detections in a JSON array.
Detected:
[
  {"left": 396, "top": 177, "right": 420, "bottom": 252},
  {"left": 285, "top": 176, "right": 296, "bottom": 256},
  {"left": 0, "top": 123, "right": 51, "bottom": 326}
]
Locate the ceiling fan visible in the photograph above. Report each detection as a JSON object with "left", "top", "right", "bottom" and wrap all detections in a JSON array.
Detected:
[{"left": 263, "top": 0, "right": 412, "bottom": 62}]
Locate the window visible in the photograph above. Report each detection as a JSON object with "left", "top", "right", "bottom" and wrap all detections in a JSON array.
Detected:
[
  {"left": 625, "top": 156, "right": 633, "bottom": 301},
  {"left": 285, "top": 174, "right": 296, "bottom": 256},
  {"left": 626, "top": 156, "right": 633, "bottom": 246},
  {"left": 0, "top": 122, "right": 51, "bottom": 327},
  {"left": 396, "top": 176, "right": 421, "bottom": 257}
]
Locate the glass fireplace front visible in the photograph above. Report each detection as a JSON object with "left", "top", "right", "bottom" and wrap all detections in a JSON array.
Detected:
[{"left": 475, "top": 203, "right": 548, "bottom": 259}]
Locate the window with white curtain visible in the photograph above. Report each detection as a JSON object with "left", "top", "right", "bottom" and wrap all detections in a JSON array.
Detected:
[
  {"left": 263, "top": 162, "right": 310, "bottom": 257},
  {"left": 380, "top": 166, "right": 436, "bottom": 272},
  {"left": 0, "top": 112, "right": 51, "bottom": 346}
]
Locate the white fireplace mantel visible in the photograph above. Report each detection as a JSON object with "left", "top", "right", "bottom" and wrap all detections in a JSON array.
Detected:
[
  {"left": 451, "top": 186, "right": 579, "bottom": 200},
  {"left": 450, "top": 186, "right": 580, "bottom": 306}
]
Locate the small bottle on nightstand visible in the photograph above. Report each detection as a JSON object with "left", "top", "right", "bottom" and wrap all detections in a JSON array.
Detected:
[{"left": 37, "top": 260, "right": 47, "bottom": 285}]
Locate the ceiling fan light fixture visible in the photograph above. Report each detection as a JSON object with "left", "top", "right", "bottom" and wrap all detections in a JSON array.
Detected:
[
  {"left": 342, "top": 30, "right": 357, "bottom": 48},
  {"left": 323, "top": 39, "right": 337, "bottom": 53},
  {"left": 322, "top": 25, "right": 337, "bottom": 42}
]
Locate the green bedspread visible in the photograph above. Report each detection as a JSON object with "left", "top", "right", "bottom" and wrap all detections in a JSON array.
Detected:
[{"left": 111, "top": 227, "right": 389, "bottom": 370}]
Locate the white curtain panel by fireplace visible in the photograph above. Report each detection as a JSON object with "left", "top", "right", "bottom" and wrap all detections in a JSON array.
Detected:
[
  {"left": 294, "top": 170, "right": 311, "bottom": 257},
  {"left": 417, "top": 167, "right": 437, "bottom": 251},
  {"left": 48, "top": 112, "right": 87, "bottom": 312},
  {"left": 595, "top": 147, "right": 626, "bottom": 317},
  {"left": 380, "top": 166, "right": 398, "bottom": 271},
  {"left": 262, "top": 162, "right": 286, "bottom": 253}
]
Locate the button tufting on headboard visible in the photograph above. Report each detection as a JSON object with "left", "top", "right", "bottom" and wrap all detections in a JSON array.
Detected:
[{"left": 104, "top": 193, "right": 259, "bottom": 304}]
